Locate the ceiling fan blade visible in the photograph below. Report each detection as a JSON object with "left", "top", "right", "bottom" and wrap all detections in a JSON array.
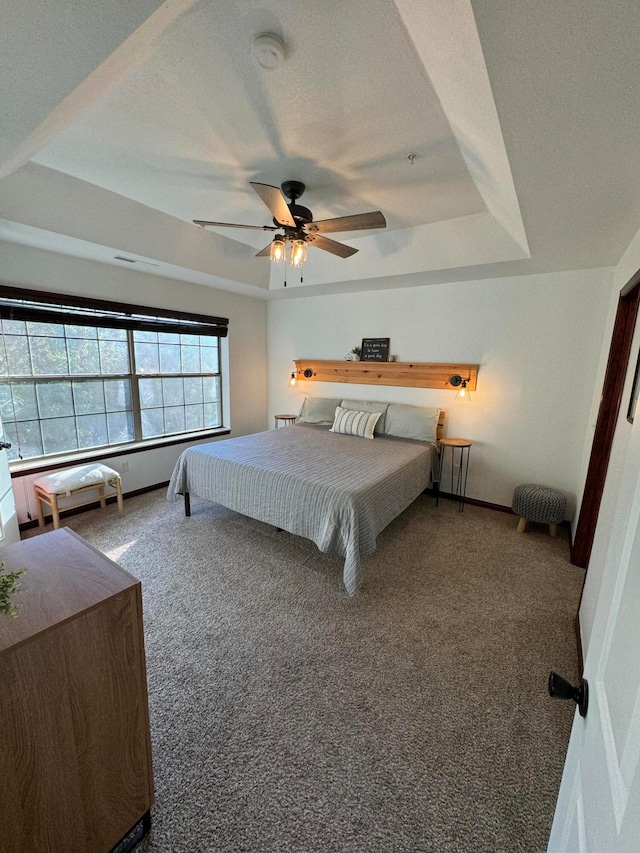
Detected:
[
  {"left": 306, "top": 211, "right": 386, "bottom": 234},
  {"left": 307, "top": 234, "right": 358, "bottom": 258},
  {"left": 193, "top": 219, "right": 279, "bottom": 231},
  {"left": 255, "top": 243, "right": 273, "bottom": 257},
  {"left": 250, "top": 182, "right": 296, "bottom": 227}
]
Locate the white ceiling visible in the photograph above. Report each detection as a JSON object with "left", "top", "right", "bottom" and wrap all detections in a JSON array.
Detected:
[{"left": 1, "top": 0, "right": 640, "bottom": 299}]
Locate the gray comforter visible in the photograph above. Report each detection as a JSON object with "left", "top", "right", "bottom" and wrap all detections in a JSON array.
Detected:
[{"left": 167, "top": 423, "right": 438, "bottom": 594}]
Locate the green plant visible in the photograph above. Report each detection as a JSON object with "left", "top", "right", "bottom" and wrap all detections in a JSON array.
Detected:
[
  {"left": 350, "top": 346, "right": 361, "bottom": 355},
  {"left": 0, "top": 564, "right": 25, "bottom": 617}
]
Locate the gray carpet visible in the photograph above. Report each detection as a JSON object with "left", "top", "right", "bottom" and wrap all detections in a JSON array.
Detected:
[{"left": 30, "top": 490, "right": 584, "bottom": 852}]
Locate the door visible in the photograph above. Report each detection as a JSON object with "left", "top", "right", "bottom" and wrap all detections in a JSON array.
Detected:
[
  {"left": 0, "top": 413, "right": 20, "bottom": 547},
  {"left": 548, "top": 392, "right": 640, "bottom": 849}
]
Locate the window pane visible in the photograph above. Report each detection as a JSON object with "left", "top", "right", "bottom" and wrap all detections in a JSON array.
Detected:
[
  {"left": 139, "top": 378, "right": 162, "bottom": 409},
  {"left": 42, "top": 417, "right": 77, "bottom": 454},
  {"left": 77, "top": 413, "right": 108, "bottom": 449},
  {"left": 180, "top": 345, "right": 200, "bottom": 374},
  {"left": 162, "top": 378, "right": 184, "bottom": 407},
  {"left": 27, "top": 321, "right": 64, "bottom": 337},
  {"left": 65, "top": 325, "right": 97, "bottom": 339},
  {"left": 73, "top": 380, "right": 105, "bottom": 415},
  {"left": 11, "top": 383, "right": 38, "bottom": 421},
  {"left": 29, "top": 337, "right": 69, "bottom": 375},
  {"left": 14, "top": 420, "right": 44, "bottom": 460},
  {"left": 164, "top": 406, "right": 185, "bottom": 434},
  {"left": 185, "top": 404, "right": 204, "bottom": 430},
  {"left": 3, "top": 422, "right": 19, "bottom": 461},
  {"left": 98, "top": 328, "right": 127, "bottom": 341},
  {"left": 68, "top": 339, "right": 101, "bottom": 375},
  {"left": 184, "top": 376, "right": 203, "bottom": 404},
  {"left": 159, "top": 344, "right": 181, "bottom": 374},
  {"left": 99, "top": 340, "right": 129, "bottom": 374},
  {"left": 200, "top": 346, "right": 218, "bottom": 373},
  {"left": 104, "top": 379, "right": 131, "bottom": 412},
  {"left": 0, "top": 384, "right": 13, "bottom": 421},
  {"left": 141, "top": 408, "right": 164, "bottom": 438},
  {"left": 159, "top": 332, "right": 180, "bottom": 344},
  {"left": 1, "top": 320, "right": 25, "bottom": 335},
  {"left": 203, "top": 376, "right": 220, "bottom": 403},
  {"left": 5, "top": 336, "right": 31, "bottom": 375},
  {"left": 134, "top": 330, "right": 157, "bottom": 344},
  {"left": 37, "top": 382, "right": 73, "bottom": 418},
  {"left": 180, "top": 334, "right": 199, "bottom": 346},
  {"left": 134, "top": 342, "right": 159, "bottom": 374},
  {"left": 107, "top": 411, "right": 134, "bottom": 443},
  {"left": 204, "top": 402, "right": 221, "bottom": 427}
]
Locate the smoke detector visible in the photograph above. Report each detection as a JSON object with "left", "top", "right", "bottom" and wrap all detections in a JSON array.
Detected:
[{"left": 251, "top": 33, "right": 286, "bottom": 70}]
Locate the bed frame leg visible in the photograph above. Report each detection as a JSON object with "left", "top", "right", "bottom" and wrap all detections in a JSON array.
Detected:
[{"left": 184, "top": 492, "right": 191, "bottom": 517}]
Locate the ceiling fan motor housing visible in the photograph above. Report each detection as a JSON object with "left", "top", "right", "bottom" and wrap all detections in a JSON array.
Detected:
[{"left": 281, "top": 180, "right": 305, "bottom": 201}]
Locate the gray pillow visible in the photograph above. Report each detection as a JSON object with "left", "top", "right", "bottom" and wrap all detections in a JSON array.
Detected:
[
  {"left": 384, "top": 404, "right": 441, "bottom": 442},
  {"left": 340, "top": 399, "right": 389, "bottom": 434},
  {"left": 297, "top": 397, "right": 340, "bottom": 425}
]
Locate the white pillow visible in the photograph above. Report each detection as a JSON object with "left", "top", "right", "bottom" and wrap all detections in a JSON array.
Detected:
[{"left": 330, "top": 406, "right": 381, "bottom": 440}]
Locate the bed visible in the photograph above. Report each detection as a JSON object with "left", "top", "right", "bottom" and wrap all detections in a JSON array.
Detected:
[{"left": 167, "top": 401, "right": 443, "bottom": 594}]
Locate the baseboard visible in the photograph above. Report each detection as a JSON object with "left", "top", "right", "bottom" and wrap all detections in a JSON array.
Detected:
[
  {"left": 19, "top": 481, "right": 170, "bottom": 532},
  {"left": 424, "top": 488, "right": 572, "bottom": 531}
]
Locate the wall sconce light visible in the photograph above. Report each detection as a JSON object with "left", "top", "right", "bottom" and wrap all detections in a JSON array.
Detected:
[
  {"left": 289, "top": 366, "right": 315, "bottom": 387},
  {"left": 448, "top": 374, "right": 472, "bottom": 402}
]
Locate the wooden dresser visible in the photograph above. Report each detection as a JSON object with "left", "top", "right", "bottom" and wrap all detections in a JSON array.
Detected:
[{"left": 0, "top": 528, "right": 153, "bottom": 853}]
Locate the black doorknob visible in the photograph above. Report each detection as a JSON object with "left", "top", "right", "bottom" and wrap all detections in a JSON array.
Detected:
[{"left": 548, "top": 672, "right": 589, "bottom": 718}]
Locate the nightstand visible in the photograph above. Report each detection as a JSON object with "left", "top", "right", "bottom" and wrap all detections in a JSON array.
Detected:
[
  {"left": 437, "top": 438, "right": 473, "bottom": 513},
  {"left": 274, "top": 414, "right": 297, "bottom": 428}
]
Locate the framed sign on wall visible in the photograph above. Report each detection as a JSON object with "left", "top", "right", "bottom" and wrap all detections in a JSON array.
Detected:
[{"left": 360, "top": 338, "right": 390, "bottom": 361}]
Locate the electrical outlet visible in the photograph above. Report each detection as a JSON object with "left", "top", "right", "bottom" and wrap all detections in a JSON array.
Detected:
[{"left": 121, "top": 461, "right": 129, "bottom": 473}]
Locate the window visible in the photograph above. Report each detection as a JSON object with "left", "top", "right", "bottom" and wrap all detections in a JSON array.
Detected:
[{"left": 0, "top": 288, "right": 227, "bottom": 463}]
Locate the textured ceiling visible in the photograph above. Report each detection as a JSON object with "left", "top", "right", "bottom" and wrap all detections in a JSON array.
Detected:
[{"left": 1, "top": 0, "right": 640, "bottom": 298}]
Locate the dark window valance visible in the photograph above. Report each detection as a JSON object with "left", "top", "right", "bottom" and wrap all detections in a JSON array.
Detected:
[{"left": 0, "top": 285, "right": 228, "bottom": 338}]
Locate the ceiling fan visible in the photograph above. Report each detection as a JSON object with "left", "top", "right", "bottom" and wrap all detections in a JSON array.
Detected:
[{"left": 193, "top": 180, "right": 386, "bottom": 267}]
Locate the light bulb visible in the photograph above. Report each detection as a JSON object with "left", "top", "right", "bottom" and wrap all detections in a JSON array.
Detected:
[
  {"left": 289, "top": 372, "right": 297, "bottom": 387},
  {"left": 290, "top": 238, "right": 307, "bottom": 268},
  {"left": 455, "top": 380, "right": 471, "bottom": 402},
  {"left": 270, "top": 236, "right": 286, "bottom": 263}
]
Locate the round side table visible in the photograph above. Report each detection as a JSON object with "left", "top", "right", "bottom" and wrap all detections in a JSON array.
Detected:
[
  {"left": 437, "top": 438, "right": 473, "bottom": 513},
  {"left": 274, "top": 414, "right": 297, "bottom": 428}
]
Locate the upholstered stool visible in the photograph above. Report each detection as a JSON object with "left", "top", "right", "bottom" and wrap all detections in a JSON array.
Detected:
[
  {"left": 512, "top": 483, "right": 566, "bottom": 537},
  {"left": 34, "top": 463, "right": 124, "bottom": 530}
]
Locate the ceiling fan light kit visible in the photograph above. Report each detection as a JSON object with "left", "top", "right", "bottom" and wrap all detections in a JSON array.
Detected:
[
  {"left": 193, "top": 181, "right": 386, "bottom": 275},
  {"left": 270, "top": 235, "right": 286, "bottom": 263}
]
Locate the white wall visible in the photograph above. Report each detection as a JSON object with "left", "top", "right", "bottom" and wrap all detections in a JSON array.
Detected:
[
  {"left": 0, "top": 242, "right": 268, "bottom": 523},
  {"left": 268, "top": 268, "right": 613, "bottom": 513},
  {"left": 578, "top": 226, "right": 640, "bottom": 653}
]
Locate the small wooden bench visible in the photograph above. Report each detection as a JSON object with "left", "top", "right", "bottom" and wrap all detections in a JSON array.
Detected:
[{"left": 34, "top": 464, "right": 124, "bottom": 530}]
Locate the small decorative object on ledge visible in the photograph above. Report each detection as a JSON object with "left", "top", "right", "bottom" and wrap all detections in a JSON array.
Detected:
[
  {"left": 345, "top": 345, "right": 361, "bottom": 362},
  {"left": 361, "top": 338, "right": 390, "bottom": 361}
]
